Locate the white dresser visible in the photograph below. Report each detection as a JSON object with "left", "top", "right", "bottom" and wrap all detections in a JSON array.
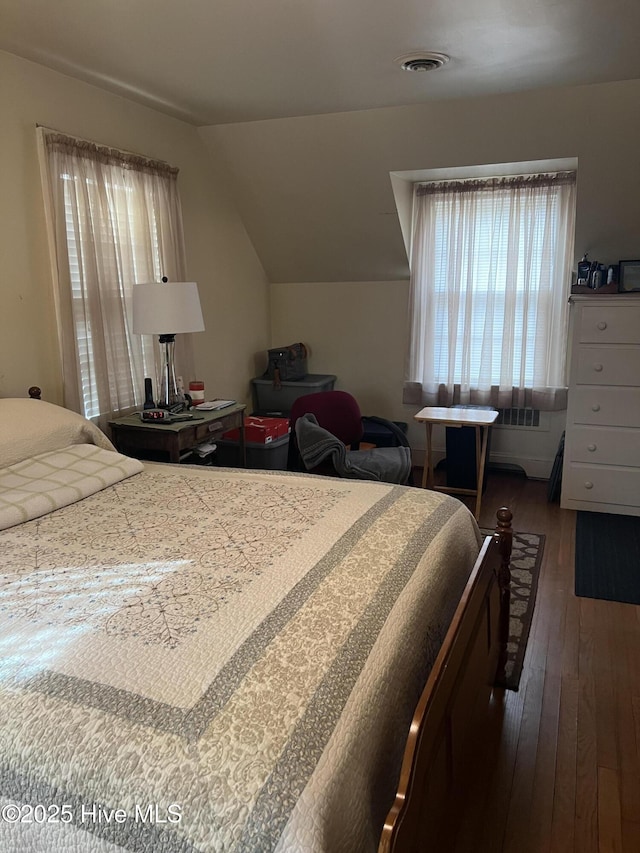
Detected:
[{"left": 561, "top": 295, "right": 640, "bottom": 517}]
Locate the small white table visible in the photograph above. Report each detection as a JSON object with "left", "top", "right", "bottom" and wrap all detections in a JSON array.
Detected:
[{"left": 414, "top": 406, "right": 498, "bottom": 520}]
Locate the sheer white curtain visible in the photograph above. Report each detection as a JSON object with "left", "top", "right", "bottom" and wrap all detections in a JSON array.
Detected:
[
  {"left": 404, "top": 173, "right": 576, "bottom": 411},
  {"left": 37, "top": 127, "right": 194, "bottom": 426}
]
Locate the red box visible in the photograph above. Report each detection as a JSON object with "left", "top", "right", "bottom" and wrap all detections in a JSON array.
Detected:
[{"left": 223, "top": 416, "right": 290, "bottom": 444}]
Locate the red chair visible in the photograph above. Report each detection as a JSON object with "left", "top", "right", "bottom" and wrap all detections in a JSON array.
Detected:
[
  {"left": 288, "top": 390, "right": 394, "bottom": 475},
  {"left": 293, "top": 390, "right": 363, "bottom": 443}
]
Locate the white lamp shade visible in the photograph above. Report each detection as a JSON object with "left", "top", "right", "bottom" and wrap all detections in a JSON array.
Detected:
[{"left": 132, "top": 281, "right": 205, "bottom": 335}]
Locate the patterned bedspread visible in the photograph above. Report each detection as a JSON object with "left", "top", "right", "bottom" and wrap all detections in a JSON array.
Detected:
[{"left": 0, "top": 462, "right": 481, "bottom": 853}]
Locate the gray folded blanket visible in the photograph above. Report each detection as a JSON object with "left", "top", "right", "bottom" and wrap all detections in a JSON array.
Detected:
[{"left": 295, "top": 413, "right": 412, "bottom": 485}]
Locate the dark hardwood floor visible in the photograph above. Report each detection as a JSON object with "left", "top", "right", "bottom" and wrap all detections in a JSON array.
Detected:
[{"left": 428, "top": 470, "right": 640, "bottom": 853}]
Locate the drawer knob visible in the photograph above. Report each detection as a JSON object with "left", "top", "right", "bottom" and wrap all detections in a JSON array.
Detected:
[
  {"left": 584, "top": 481, "right": 594, "bottom": 490},
  {"left": 587, "top": 443, "right": 597, "bottom": 452},
  {"left": 597, "top": 321, "right": 607, "bottom": 331},
  {"left": 593, "top": 363, "right": 603, "bottom": 372},
  {"left": 591, "top": 403, "right": 600, "bottom": 412}
]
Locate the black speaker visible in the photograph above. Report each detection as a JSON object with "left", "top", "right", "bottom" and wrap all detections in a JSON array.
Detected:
[
  {"left": 143, "top": 377, "right": 155, "bottom": 410},
  {"left": 445, "top": 405, "right": 494, "bottom": 493}
]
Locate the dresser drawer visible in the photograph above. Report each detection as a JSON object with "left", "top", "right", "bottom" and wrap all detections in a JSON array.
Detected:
[
  {"left": 579, "top": 305, "right": 640, "bottom": 344},
  {"left": 575, "top": 346, "right": 640, "bottom": 386},
  {"left": 567, "top": 426, "right": 640, "bottom": 467},
  {"left": 563, "top": 463, "right": 640, "bottom": 506},
  {"left": 571, "top": 386, "right": 640, "bottom": 427},
  {"left": 193, "top": 416, "right": 234, "bottom": 443}
]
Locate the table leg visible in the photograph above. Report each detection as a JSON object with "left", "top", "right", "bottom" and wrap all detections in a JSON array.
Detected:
[
  {"left": 239, "top": 419, "right": 247, "bottom": 467},
  {"left": 422, "top": 423, "right": 433, "bottom": 489},
  {"left": 475, "top": 425, "right": 490, "bottom": 519}
]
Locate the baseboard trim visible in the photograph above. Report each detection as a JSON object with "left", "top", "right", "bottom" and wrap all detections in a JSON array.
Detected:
[{"left": 490, "top": 452, "right": 551, "bottom": 480}]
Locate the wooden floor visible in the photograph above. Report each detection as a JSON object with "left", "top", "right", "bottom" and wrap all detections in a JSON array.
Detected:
[{"left": 444, "top": 471, "right": 640, "bottom": 853}]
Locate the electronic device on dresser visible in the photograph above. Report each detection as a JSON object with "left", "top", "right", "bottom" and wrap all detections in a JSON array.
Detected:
[
  {"left": 561, "top": 295, "right": 640, "bottom": 517},
  {"left": 139, "top": 408, "right": 200, "bottom": 423},
  {"left": 143, "top": 377, "right": 155, "bottom": 410}
]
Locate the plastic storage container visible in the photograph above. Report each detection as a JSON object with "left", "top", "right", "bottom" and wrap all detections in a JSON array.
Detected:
[
  {"left": 215, "top": 433, "right": 290, "bottom": 470},
  {"left": 251, "top": 374, "right": 337, "bottom": 416}
]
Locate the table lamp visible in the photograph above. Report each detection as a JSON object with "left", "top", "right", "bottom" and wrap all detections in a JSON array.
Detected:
[{"left": 132, "top": 278, "right": 205, "bottom": 408}]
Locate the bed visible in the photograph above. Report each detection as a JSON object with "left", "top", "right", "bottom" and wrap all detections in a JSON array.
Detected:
[{"left": 0, "top": 395, "right": 512, "bottom": 853}]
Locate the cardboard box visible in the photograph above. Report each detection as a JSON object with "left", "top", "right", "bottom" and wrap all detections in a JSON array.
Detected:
[{"left": 223, "top": 416, "right": 290, "bottom": 444}]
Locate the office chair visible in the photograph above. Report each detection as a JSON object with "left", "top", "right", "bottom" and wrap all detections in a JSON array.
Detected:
[
  {"left": 288, "top": 390, "right": 412, "bottom": 484},
  {"left": 290, "top": 390, "right": 364, "bottom": 451}
]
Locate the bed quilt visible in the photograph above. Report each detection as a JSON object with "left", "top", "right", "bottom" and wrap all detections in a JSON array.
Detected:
[
  {"left": 0, "top": 463, "right": 480, "bottom": 853},
  {"left": 0, "top": 444, "right": 143, "bottom": 531}
]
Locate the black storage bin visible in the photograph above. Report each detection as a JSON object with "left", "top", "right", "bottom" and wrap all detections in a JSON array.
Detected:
[
  {"left": 215, "top": 434, "right": 290, "bottom": 470},
  {"left": 445, "top": 405, "right": 495, "bottom": 493}
]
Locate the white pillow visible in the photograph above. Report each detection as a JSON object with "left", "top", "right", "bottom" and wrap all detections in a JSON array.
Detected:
[{"left": 0, "top": 399, "right": 116, "bottom": 468}]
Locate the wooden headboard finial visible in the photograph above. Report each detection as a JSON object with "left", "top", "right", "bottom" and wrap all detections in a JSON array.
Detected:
[
  {"left": 495, "top": 505, "right": 513, "bottom": 531},
  {"left": 28, "top": 386, "right": 42, "bottom": 399}
]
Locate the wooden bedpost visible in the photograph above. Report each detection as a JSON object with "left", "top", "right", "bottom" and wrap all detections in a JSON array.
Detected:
[
  {"left": 28, "top": 386, "right": 42, "bottom": 399},
  {"left": 494, "top": 506, "right": 513, "bottom": 687}
]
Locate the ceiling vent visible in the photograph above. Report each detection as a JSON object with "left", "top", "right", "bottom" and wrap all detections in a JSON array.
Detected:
[{"left": 395, "top": 51, "right": 450, "bottom": 72}]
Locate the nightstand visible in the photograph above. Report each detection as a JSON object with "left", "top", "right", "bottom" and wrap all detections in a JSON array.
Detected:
[{"left": 109, "top": 404, "right": 246, "bottom": 465}]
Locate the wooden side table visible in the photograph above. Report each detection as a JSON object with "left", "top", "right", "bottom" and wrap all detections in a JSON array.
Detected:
[
  {"left": 414, "top": 406, "right": 498, "bottom": 520},
  {"left": 109, "top": 404, "right": 246, "bottom": 465}
]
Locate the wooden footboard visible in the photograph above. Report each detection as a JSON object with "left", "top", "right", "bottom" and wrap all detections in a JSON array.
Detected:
[{"left": 379, "top": 507, "right": 513, "bottom": 853}]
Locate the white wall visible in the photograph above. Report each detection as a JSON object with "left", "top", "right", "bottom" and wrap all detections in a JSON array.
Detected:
[
  {"left": 270, "top": 279, "right": 409, "bottom": 411},
  {"left": 0, "top": 49, "right": 269, "bottom": 408},
  {"left": 200, "top": 78, "right": 640, "bottom": 284}
]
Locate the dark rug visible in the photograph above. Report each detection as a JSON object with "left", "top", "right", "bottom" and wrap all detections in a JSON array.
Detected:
[
  {"left": 575, "top": 511, "right": 640, "bottom": 605},
  {"left": 480, "top": 529, "right": 545, "bottom": 691}
]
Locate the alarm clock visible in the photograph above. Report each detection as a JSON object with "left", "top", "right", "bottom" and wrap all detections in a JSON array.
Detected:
[
  {"left": 140, "top": 409, "right": 174, "bottom": 422},
  {"left": 139, "top": 409, "right": 198, "bottom": 423}
]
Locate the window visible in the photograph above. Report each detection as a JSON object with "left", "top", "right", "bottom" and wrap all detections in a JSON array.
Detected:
[
  {"left": 62, "top": 173, "right": 161, "bottom": 418},
  {"left": 404, "top": 172, "right": 576, "bottom": 412},
  {"left": 38, "top": 129, "right": 192, "bottom": 425}
]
